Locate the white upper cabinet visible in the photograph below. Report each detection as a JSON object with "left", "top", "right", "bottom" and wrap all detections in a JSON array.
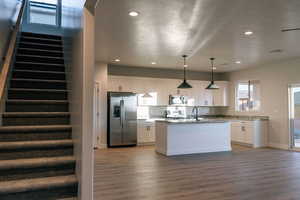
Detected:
[
  {"left": 108, "top": 76, "right": 228, "bottom": 107},
  {"left": 211, "top": 81, "right": 229, "bottom": 106}
]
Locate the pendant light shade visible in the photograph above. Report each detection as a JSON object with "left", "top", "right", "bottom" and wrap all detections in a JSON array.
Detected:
[
  {"left": 142, "top": 92, "right": 152, "bottom": 98},
  {"left": 206, "top": 57, "right": 219, "bottom": 90},
  {"left": 178, "top": 55, "right": 192, "bottom": 89}
]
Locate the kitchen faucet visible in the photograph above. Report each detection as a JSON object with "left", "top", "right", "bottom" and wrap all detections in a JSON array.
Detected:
[{"left": 192, "top": 106, "right": 200, "bottom": 121}]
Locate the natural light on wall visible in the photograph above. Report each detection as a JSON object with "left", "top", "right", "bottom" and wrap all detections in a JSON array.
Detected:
[{"left": 235, "top": 80, "right": 261, "bottom": 112}]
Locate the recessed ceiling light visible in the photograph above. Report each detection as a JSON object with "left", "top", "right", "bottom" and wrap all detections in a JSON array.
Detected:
[
  {"left": 129, "top": 11, "right": 139, "bottom": 17},
  {"left": 244, "top": 31, "right": 253, "bottom": 35},
  {"left": 151, "top": 62, "right": 156, "bottom": 65},
  {"left": 114, "top": 59, "right": 120, "bottom": 62},
  {"left": 235, "top": 61, "right": 241, "bottom": 64}
]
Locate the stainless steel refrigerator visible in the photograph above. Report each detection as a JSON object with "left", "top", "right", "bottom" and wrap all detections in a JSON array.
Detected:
[{"left": 107, "top": 92, "right": 137, "bottom": 147}]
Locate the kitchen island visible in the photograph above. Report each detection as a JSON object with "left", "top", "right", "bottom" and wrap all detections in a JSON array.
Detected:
[{"left": 155, "top": 119, "right": 231, "bottom": 156}]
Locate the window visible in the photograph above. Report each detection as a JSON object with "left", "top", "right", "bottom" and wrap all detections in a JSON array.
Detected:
[
  {"left": 29, "top": 0, "right": 58, "bottom": 26},
  {"left": 235, "top": 80, "right": 260, "bottom": 111}
]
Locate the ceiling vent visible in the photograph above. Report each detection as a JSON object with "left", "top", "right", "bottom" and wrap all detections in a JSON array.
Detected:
[
  {"left": 269, "top": 49, "right": 283, "bottom": 53},
  {"left": 281, "top": 28, "right": 300, "bottom": 32}
]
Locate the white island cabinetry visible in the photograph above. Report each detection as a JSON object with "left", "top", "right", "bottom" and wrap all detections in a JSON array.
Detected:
[{"left": 155, "top": 120, "right": 231, "bottom": 156}]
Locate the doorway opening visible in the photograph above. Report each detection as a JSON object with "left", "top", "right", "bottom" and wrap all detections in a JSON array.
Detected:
[{"left": 289, "top": 84, "right": 300, "bottom": 149}]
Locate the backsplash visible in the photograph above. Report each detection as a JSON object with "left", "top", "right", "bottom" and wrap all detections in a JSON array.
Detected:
[{"left": 148, "top": 106, "right": 228, "bottom": 118}]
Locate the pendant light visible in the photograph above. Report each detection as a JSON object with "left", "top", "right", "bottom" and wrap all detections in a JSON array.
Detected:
[
  {"left": 177, "top": 55, "right": 192, "bottom": 89},
  {"left": 206, "top": 57, "right": 219, "bottom": 90},
  {"left": 142, "top": 92, "right": 152, "bottom": 98}
]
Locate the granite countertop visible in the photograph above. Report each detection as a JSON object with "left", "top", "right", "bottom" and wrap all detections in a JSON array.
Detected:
[
  {"left": 155, "top": 119, "right": 228, "bottom": 124},
  {"left": 141, "top": 115, "right": 269, "bottom": 123},
  {"left": 201, "top": 115, "right": 269, "bottom": 121}
]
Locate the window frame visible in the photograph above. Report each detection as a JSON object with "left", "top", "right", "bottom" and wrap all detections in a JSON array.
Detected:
[
  {"left": 27, "top": 0, "right": 61, "bottom": 27},
  {"left": 235, "top": 80, "right": 261, "bottom": 112}
]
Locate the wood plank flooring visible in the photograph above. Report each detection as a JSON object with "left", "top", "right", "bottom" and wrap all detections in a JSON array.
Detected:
[{"left": 94, "top": 145, "right": 300, "bottom": 200}]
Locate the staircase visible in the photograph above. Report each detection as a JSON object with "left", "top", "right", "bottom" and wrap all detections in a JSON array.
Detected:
[{"left": 0, "top": 32, "right": 77, "bottom": 199}]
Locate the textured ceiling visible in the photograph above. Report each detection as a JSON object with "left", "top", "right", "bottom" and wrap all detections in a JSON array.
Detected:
[{"left": 95, "top": 0, "right": 300, "bottom": 72}]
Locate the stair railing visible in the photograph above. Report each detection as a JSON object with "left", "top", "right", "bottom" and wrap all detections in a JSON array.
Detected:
[{"left": 0, "top": 0, "right": 27, "bottom": 124}]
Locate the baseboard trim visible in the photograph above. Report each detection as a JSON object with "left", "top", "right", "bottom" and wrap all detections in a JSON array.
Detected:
[
  {"left": 99, "top": 144, "right": 107, "bottom": 149},
  {"left": 138, "top": 142, "right": 155, "bottom": 146},
  {"left": 268, "top": 142, "right": 289, "bottom": 150}
]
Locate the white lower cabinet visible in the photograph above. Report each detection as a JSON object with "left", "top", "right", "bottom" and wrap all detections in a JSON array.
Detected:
[
  {"left": 231, "top": 120, "right": 268, "bottom": 148},
  {"left": 137, "top": 121, "right": 155, "bottom": 144}
]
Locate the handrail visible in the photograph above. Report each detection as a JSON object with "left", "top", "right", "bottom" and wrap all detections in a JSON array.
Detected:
[{"left": 0, "top": 0, "right": 27, "bottom": 108}]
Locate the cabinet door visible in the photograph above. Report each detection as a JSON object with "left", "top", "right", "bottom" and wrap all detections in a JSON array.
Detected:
[
  {"left": 212, "top": 89, "right": 223, "bottom": 106},
  {"left": 231, "top": 126, "right": 243, "bottom": 142},
  {"left": 244, "top": 126, "right": 253, "bottom": 144},
  {"left": 199, "top": 81, "right": 213, "bottom": 106},
  {"left": 137, "top": 124, "right": 145, "bottom": 143},
  {"left": 231, "top": 126, "right": 238, "bottom": 141},
  {"left": 212, "top": 81, "right": 228, "bottom": 106},
  {"left": 149, "top": 125, "right": 155, "bottom": 142}
]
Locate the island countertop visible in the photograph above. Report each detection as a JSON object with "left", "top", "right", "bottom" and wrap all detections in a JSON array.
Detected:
[{"left": 155, "top": 119, "right": 228, "bottom": 124}]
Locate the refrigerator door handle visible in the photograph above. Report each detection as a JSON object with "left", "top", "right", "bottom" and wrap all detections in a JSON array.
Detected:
[{"left": 120, "top": 99, "right": 124, "bottom": 128}]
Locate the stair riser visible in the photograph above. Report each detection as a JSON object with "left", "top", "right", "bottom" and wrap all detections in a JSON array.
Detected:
[
  {"left": 12, "top": 71, "right": 65, "bottom": 80},
  {"left": 0, "top": 164, "right": 75, "bottom": 182},
  {"left": 21, "top": 32, "right": 62, "bottom": 40},
  {"left": 15, "top": 63, "right": 65, "bottom": 72},
  {"left": 6, "top": 103, "right": 69, "bottom": 112},
  {"left": 16, "top": 56, "right": 64, "bottom": 64},
  {"left": 20, "top": 37, "right": 62, "bottom": 46},
  {"left": 19, "top": 42, "right": 63, "bottom": 51},
  {"left": 0, "top": 185, "right": 77, "bottom": 200},
  {"left": 3, "top": 116, "right": 70, "bottom": 126},
  {"left": 0, "top": 132, "right": 71, "bottom": 142},
  {"left": 10, "top": 80, "right": 67, "bottom": 89},
  {"left": 8, "top": 90, "right": 68, "bottom": 100},
  {"left": 0, "top": 148, "right": 73, "bottom": 160},
  {"left": 18, "top": 49, "right": 63, "bottom": 57}
]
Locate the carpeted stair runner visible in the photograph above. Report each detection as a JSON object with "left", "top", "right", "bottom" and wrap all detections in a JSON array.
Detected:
[{"left": 0, "top": 32, "right": 77, "bottom": 199}]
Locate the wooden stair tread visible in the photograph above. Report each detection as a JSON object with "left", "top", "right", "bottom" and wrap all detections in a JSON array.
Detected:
[
  {"left": 0, "top": 139, "right": 73, "bottom": 150},
  {"left": 18, "top": 48, "right": 62, "bottom": 53},
  {"left": 0, "top": 156, "right": 75, "bottom": 170},
  {"left": 7, "top": 100, "right": 68, "bottom": 104},
  {"left": 17, "top": 54, "right": 63, "bottom": 60},
  {"left": 11, "top": 78, "right": 67, "bottom": 83},
  {"left": 3, "top": 112, "right": 70, "bottom": 118},
  {"left": 9, "top": 88, "right": 68, "bottom": 92},
  {"left": 21, "top": 36, "right": 62, "bottom": 42},
  {"left": 15, "top": 61, "right": 65, "bottom": 66},
  {"left": 0, "top": 125, "right": 72, "bottom": 132},
  {"left": 14, "top": 69, "right": 65, "bottom": 74},
  {"left": 0, "top": 175, "right": 77, "bottom": 194}
]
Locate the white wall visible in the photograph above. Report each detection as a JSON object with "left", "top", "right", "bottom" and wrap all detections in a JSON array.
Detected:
[
  {"left": 62, "top": 0, "right": 95, "bottom": 199},
  {"left": 225, "top": 58, "right": 300, "bottom": 149},
  {"left": 0, "top": 0, "right": 21, "bottom": 70},
  {"left": 80, "top": 7, "right": 95, "bottom": 200},
  {"left": 94, "top": 62, "right": 108, "bottom": 149}
]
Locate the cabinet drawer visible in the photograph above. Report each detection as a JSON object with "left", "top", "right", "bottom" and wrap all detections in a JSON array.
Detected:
[{"left": 240, "top": 121, "right": 254, "bottom": 127}]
